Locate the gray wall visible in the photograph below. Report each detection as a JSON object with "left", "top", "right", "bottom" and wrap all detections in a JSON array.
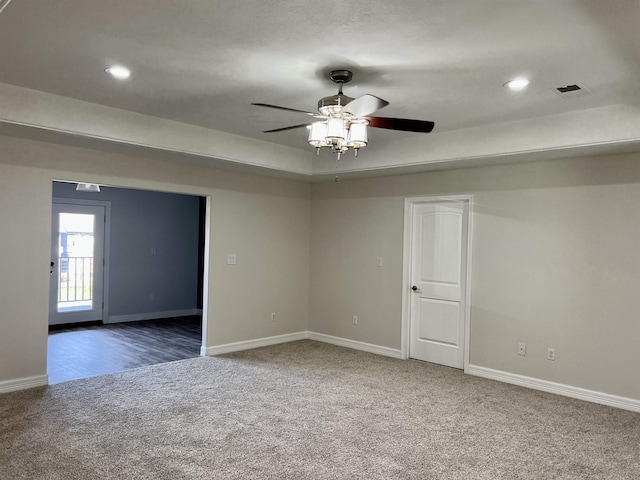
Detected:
[{"left": 52, "top": 181, "right": 201, "bottom": 320}]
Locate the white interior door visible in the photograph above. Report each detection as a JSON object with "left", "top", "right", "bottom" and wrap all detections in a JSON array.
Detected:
[
  {"left": 49, "top": 202, "right": 105, "bottom": 325},
  {"left": 409, "top": 200, "right": 469, "bottom": 368}
]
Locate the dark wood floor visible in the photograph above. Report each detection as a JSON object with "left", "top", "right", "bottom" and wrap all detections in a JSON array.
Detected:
[{"left": 47, "top": 316, "right": 202, "bottom": 384}]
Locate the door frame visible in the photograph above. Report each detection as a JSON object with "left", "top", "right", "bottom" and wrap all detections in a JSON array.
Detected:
[
  {"left": 51, "top": 197, "right": 112, "bottom": 324},
  {"left": 400, "top": 195, "right": 474, "bottom": 371}
]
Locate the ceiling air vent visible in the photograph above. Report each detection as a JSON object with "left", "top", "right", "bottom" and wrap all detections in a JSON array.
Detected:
[{"left": 553, "top": 83, "right": 591, "bottom": 98}]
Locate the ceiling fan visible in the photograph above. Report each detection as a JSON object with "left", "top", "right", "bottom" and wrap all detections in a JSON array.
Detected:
[{"left": 252, "top": 69, "right": 435, "bottom": 159}]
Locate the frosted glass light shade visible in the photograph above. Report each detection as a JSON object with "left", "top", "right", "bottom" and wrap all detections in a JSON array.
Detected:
[
  {"left": 348, "top": 122, "right": 368, "bottom": 147},
  {"left": 326, "top": 117, "right": 347, "bottom": 140},
  {"left": 307, "top": 116, "right": 369, "bottom": 158},
  {"left": 308, "top": 122, "right": 328, "bottom": 147}
]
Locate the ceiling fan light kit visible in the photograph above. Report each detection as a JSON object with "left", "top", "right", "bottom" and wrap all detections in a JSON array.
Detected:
[
  {"left": 309, "top": 70, "right": 368, "bottom": 159},
  {"left": 253, "top": 69, "right": 435, "bottom": 160},
  {"left": 308, "top": 117, "right": 368, "bottom": 159}
]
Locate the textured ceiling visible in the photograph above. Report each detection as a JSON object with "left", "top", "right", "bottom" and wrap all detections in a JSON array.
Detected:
[{"left": 1, "top": 0, "right": 640, "bottom": 172}]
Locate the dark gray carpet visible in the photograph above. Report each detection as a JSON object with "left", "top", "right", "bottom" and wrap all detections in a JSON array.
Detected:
[{"left": 1, "top": 340, "right": 639, "bottom": 479}]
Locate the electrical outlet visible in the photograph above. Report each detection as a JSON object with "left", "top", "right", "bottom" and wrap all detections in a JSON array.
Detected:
[
  {"left": 547, "top": 348, "right": 555, "bottom": 361},
  {"left": 376, "top": 257, "right": 383, "bottom": 267},
  {"left": 149, "top": 293, "right": 155, "bottom": 301},
  {"left": 271, "top": 312, "right": 276, "bottom": 322},
  {"left": 518, "top": 342, "right": 526, "bottom": 356},
  {"left": 227, "top": 254, "right": 237, "bottom": 265},
  {"left": 352, "top": 315, "right": 358, "bottom": 325}
]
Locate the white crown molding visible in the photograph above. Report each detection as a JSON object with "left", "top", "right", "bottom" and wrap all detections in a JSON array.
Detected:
[
  {"left": 2, "top": 82, "right": 640, "bottom": 181},
  {"left": 0, "top": 82, "right": 312, "bottom": 176},
  {"left": 312, "top": 103, "right": 640, "bottom": 176}
]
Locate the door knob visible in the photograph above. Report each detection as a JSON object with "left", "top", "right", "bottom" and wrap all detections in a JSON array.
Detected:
[{"left": 411, "top": 285, "right": 418, "bottom": 291}]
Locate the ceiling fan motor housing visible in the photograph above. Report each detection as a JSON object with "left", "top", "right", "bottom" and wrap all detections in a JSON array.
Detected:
[
  {"left": 317, "top": 69, "right": 356, "bottom": 116},
  {"left": 318, "top": 94, "right": 355, "bottom": 116}
]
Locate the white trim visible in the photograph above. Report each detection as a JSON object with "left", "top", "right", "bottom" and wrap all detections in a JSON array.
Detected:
[
  {"left": 467, "top": 364, "right": 640, "bottom": 413},
  {"left": 201, "top": 331, "right": 402, "bottom": 359},
  {"left": 105, "top": 309, "right": 200, "bottom": 324},
  {"left": 0, "top": 374, "right": 48, "bottom": 394},
  {"left": 199, "top": 196, "right": 212, "bottom": 361},
  {"left": 463, "top": 198, "right": 474, "bottom": 369},
  {"left": 400, "top": 201, "right": 412, "bottom": 360},
  {"left": 202, "top": 331, "right": 309, "bottom": 356},
  {"left": 401, "top": 195, "right": 474, "bottom": 368},
  {"left": 308, "top": 332, "right": 402, "bottom": 359},
  {"left": 103, "top": 202, "right": 111, "bottom": 324}
]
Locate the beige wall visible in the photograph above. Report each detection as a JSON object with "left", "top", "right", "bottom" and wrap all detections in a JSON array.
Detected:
[
  {"left": 309, "top": 195, "right": 405, "bottom": 346},
  {"left": 3, "top": 131, "right": 640, "bottom": 402},
  {"left": 0, "top": 163, "right": 52, "bottom": 381},
  {"left": 0, "top": 135, "right": 311, "bottom": 382},
  {"left": 311, "top": 153, "right": 640, "bottom": 400}
]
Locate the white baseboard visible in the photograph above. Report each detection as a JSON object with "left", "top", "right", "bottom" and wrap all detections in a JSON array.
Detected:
[
  {"left": 466, "top": 364, "right": 640, "bottom": 413},
  {"left": 106, "top": 309, "right": 200, "bottom": 324},
  {"left": 308, "top": 332, "right": 402, "bottom": 359},
  {"left": 201, "top": 331, "right": 309, "bottom": 356},
  {"left": 201, "top": 331, "right": 402, "bottom": 359},
  {"left": 0, "top": 374, "right": 49, "bottom": 394}
]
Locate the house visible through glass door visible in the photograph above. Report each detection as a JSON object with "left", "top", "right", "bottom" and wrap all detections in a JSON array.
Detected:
[{"left": 50, "top": 202, "right": 105, "bottom": 326}]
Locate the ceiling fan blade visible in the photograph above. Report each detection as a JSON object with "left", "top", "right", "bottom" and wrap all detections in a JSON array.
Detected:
[
  {"left": 342, "top": 94, "right": 389, "bottom": 117},
  {"left": 252, "top": 103, "right": 317, "bottom": 116},
  {"left": 365, "top": 116, "right": 435, "bottom": 133},
  {"left": 263, "top": 123, "right": 311, "bottom": 133}
]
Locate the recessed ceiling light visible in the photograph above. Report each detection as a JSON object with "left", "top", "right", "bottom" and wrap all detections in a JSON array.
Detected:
[
  {"left": 76, "top": 183, "right": 101, "bottom": 192},
  {"left": 105, "top": 65, "right": 131, "bottom": 80},
  {"left": 504, "top": 77, "right": 530, "bottom": 91}
]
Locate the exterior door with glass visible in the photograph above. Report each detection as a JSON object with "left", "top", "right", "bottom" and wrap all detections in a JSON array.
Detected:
[{"left": 49, "top": 202, "right": 105, "bottom": 325}]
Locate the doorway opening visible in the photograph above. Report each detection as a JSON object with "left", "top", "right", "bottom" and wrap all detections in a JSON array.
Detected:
[{"left": 47, "top": 181, "right": 208, "bottom": 384}]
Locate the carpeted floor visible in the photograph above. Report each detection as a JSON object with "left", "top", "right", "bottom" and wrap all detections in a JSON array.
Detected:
[{"left": 1, "top": 340, "right": 639, "bottom": 479}]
